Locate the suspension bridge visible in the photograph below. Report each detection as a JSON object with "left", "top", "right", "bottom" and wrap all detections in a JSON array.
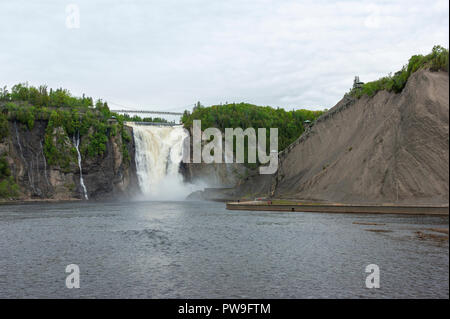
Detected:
[
  {"left": 109, "top": 102, "right": 193, "bottom": 125},
  {"left": 109, "top": 101, "right": 196, "bottom": 116},
  {"left": 110, "top": 109, "right": 184, "bottom": 116}
]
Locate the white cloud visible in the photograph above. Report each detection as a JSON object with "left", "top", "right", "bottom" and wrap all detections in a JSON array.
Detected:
[{"left": 0, "top": 0, "right": 448, "bottom": 112}]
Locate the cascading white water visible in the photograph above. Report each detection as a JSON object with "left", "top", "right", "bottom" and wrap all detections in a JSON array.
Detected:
[
  {"left": 73, "top": 132, "right": 88, "bottom": 200},
  {"left": 129, "top": 123, "right": 196, "bottom": 200}
]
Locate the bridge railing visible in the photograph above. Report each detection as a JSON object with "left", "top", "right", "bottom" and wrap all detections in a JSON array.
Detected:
[
  {"left": 111, "top": 110, "right": 184, "bottom": 116},
  {"left": 124, "top": 121, "right": 180, "bottom": 126}
]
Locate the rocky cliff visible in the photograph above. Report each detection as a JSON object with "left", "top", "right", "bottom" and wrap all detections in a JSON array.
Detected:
[
  {"left": 0, "top": 120, "right": 139, "bottom": 201},
  {"left": 180, "top": 126, "right": 249, "bottom": 188},
  {"left": 233, "top": 69, "right": 449, "bottom": 205}
]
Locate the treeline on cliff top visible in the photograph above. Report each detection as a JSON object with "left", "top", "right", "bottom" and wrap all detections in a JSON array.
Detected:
[
  {"left": 0, "top": 84, "right": 171, "bottom": 125},
  {"left": 0, "top": 82, "right": 325, "bottom": 156},
  {"left": 181, "top": 102, "right": 324, "bottom": 154},
  {"left": 0, "top": 85, "right": 139, "bottom": 175},
  {"left": 349, "top": 45, "right": 448, "bottom": 98}
]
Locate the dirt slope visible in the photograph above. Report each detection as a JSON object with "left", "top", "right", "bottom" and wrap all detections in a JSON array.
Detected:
[{"left": 269, "top": 69, "right": 449, "bottom": 205}]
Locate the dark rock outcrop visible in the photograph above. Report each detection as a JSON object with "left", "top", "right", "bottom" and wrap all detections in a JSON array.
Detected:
[{"left": 1, "top": 120, "right": 139, "bottom": 200}]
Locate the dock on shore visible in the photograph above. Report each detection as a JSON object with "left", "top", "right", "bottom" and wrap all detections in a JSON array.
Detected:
[{"left": 226, "top": 201, "right": 449, "bottom": 216}]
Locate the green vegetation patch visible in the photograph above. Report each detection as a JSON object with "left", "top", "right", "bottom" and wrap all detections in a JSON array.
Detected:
[
  {"left": 0, "top": 84, "right": 134, "bottom": 168},
  {"left": 0, "top": 155, "right": 19, "bottom": 198},
  {"left": 120, "top": 114, "right": 173, "bottom": 124},
  {"left": 350, "top": 45, "right": 449, "bottom": 98},
  {"left": 181, "top": 102, "right": 324, "bottom": 166},
  {"left": 0, "top": 113, "right": 9, "bottom": 141}
]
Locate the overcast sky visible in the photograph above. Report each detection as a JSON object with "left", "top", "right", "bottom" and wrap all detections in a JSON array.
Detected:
[{"left": 0, "top": 0, "right": 448, "bottom": 112}]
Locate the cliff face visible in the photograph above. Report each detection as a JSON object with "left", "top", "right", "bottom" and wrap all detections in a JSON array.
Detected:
[
  {"left": 273, "top": 69, "right": 449, "bottom": 204},
  {"left": 0, "top": 120, "right": 139, "bottom": 200},
  {"left": 234, "top": 69, "right": 449, "bottom": 205},
  {"left": 180, "top": 127, "right": 249, "bottom": 188}
]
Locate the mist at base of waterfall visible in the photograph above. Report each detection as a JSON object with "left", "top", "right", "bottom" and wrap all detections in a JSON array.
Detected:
[{"left": 133, "top": 176, "right": 205, "bottom": 201}]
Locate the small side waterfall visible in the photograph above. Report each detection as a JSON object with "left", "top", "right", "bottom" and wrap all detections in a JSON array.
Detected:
[
  {"left": 129, "top": 123, "right": 196, "bottom": 200},
  {"left": 40, "top": 141, "right": 51, "bottom": 186},
  {"left": 73, "top": 131, "right": 88, "bottom": 200}
]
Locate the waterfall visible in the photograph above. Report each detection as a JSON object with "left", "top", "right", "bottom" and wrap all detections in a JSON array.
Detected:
[
  {"left": 73, "top": 132, "right": 88, "bottom": 200},
  {"left": 40, "top": 141, "right": 51, "bottom": 186},
  {"left": 129, "top": 123, "right": 196, "bottom": 200}
]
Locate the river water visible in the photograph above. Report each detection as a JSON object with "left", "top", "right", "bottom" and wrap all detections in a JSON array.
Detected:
[{"left": 0, "top": 200, "right": 448, "bottom": 298}]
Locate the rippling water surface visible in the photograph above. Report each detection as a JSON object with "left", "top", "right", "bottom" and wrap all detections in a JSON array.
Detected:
[{"left": 0, "top": 201, "right": 448, "bottom": 298}]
